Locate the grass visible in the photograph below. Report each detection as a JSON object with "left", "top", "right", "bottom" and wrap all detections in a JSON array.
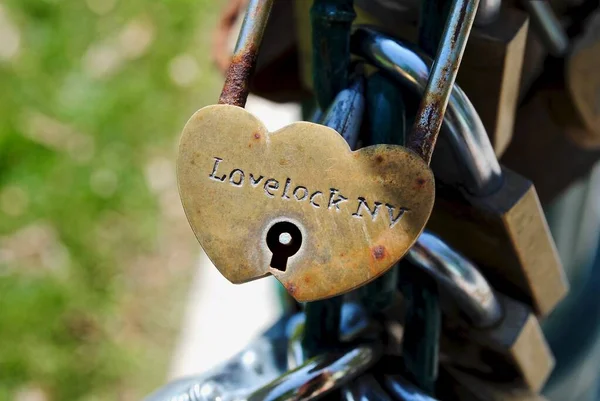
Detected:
[{"left": 0, "top": 0, "right": 225, "bottom": 399}]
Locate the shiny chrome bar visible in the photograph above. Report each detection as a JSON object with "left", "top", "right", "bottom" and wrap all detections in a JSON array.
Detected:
[
  {"left": 247, "top": 345, "right": 381, "bottom": 401},
  {"left": 407, "top": 231, "right": 503, "bottom": 329},
  {"left": 523, "top": 0, "right": 569, "bottom": 57},
  {"left": 321, "top": 75, "right": 366, "bottom": 149}
]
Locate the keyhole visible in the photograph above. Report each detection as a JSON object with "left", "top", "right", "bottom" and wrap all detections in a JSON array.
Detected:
[{"left": 266, "top": 221, "right": 302, "bottom": 272}]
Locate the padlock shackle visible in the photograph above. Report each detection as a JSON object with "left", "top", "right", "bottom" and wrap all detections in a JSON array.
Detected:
[
  {"left": 351, "top": 27, "right": 503, "bottom": 196},
  {"left": 320, "top": 74, "right": 366, "bottom": 149},
  {"left": 218, "top": 0, "right": 275, "bottom": 107},
  {"left": 407, "top": 231, "right": 503, "bottom": 329},
  {"left": 523, "top": 0, "right": 569, "bottom": 57},
  {"left": 408, "top": 0, "right": 480, "bottom": 165},
  {"left": 247, "top": 345, "right": 381, "bottom": 401}
]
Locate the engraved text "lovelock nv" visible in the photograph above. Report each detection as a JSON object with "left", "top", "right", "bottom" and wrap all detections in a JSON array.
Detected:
[{"left": 208, "top": 157, "right": 409, "bottom": 228}]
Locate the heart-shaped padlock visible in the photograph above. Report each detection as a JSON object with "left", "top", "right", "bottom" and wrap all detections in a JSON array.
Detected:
[
  {"left": 178, "top": 104, "right": 434, "bottom": 301},
  {"left": 177, "top": 0, "right": 473, "bottom": 301}
]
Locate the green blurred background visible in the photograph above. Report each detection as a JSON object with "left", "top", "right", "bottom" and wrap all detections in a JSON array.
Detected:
[{"left": 0, "top": 0, "right": 226, "bottom": 399}]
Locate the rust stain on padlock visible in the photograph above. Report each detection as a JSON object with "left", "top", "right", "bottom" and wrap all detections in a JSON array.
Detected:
[
  {"left": 371, "top": 245, "right": 386, "bottom": 260},
  {"left": 218, "top": 0, "right": 274, "bottom": 108},
  {"left": 177, "top": 105, "right": 435, "bottom": 302},
  {"left": 219, "top": 44, "right": 258, "bottom": 108}
]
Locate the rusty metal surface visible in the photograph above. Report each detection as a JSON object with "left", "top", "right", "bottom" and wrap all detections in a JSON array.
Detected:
[
  {"left": 177, "top": 105, "right": 435, "bottom": 302},
  {"left": 408, "top": 0, "right": 480, "bottom": 164},
  {"left": 218, "top": 0, "right": 275, "bottom": 107},
  {"left": 219, "top": 47, "right": 259, "bottom": 108}
]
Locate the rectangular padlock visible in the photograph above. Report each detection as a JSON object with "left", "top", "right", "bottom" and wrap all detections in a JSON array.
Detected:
[
  {"left": 404, "top": 231, "right": 554, "bottom": 391},
  {"left": 423, "top": 65, "right": 568, "bottom": 317},
  {"left": 427, "top": 167, "right": 569, "bottom": 316},
  {"left": 457, "top": 7, "right": 529, "bottom": 156}
]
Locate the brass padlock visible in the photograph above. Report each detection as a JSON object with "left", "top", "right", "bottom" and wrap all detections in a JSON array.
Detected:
[
  {"left": 502, "top": 88, "right": 600, "bottom": 205},
  {"left": 458, "top": 7, "right": 529, "bottom": 156},
  {"left": 428, "top": 167, "right": 569, "bottom": 317},
  {"left": 406, "top": 232, "right": 554, "bottom": 391},
  {"left": 351, "top": 28, "right": 568, "bottom": 316},
  {"left": 177, "top": 0, "right": 470, "bottom": 302}
]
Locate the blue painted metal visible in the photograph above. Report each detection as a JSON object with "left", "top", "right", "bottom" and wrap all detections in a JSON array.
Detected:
[
  {"left": 353, "top": 71, "right": 408, "bottom": 315},
  {"left": 310, "top": 0, "right": 357, "bottom": 110},
  {"left": 397, "top": 263, "right": 441, "bottom": 396},
  {"left": 302, "top": 0, "right": 359, "bottom": 359},
  {"left": 366, "top": 71, "right": 407, "bottom": 147},
  {"left": 301, "top": 297, "right": 344, "bottom": 358}
]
